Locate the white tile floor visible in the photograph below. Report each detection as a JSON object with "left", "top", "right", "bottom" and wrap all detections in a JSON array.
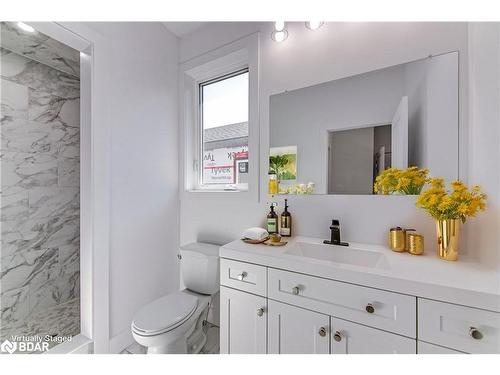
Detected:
[{"left": 120, "top": 323, "right": 219, "bottom": 354}]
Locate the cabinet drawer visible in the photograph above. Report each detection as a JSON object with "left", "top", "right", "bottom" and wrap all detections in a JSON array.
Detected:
[
  {"left": 268, "top": 268, "right": 416, "bottom": 337},
  {"left": 220, "top": 258, "right": 267, "bottom": 296},
  {"left": 418, "top": 299, "right": 500, "bottom": 354}
]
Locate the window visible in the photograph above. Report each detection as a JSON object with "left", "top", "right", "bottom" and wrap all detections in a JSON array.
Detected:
[
  {"left": 198, "top": 69, "right": 249, "bottom": 189},
  {"left": 180, "top": 34, "right": 258, "bottom": 197}
]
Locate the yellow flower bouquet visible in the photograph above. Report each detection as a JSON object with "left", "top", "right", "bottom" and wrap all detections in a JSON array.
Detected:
[
  {"left": 374, "top": 167, "right": 429, "bottom": 195},
  {"left": 416, "top": 179, "right": 486, "bottom": 223},
  {"left": 416, "top": 178, "right": 486, "bottom": 261}
]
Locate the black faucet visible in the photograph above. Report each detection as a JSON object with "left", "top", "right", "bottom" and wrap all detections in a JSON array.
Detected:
[{"left": 323, "top": 219, "right": 349, "bottom": 246}]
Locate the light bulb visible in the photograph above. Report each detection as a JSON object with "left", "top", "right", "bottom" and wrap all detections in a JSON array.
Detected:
[
  {"left": 16, "top": 22, "right": 35, "bottom": 33},
  {"left": 274, "top": 21, "right": 285, "bottom": 32},
  {"left": 305, "top": 21, "right": 324, "bottom": 31},
  {"left": 271, "top": 29, "right": 288, "bottom": 43}
]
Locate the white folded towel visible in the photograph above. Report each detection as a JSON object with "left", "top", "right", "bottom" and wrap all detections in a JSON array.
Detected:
[{"left": 242, "top": 227, "right": 269, "bottom": 241}]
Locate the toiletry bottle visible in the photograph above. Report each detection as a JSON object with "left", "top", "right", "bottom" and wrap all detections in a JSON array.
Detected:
[
  {"left": 268, "top": 173, "right": 278, "bottom": 195},
  {"left": 280, "top": 199, "right": 292, "bottom": 237},
  {"left": 267, "top": 203, "right": 278, "bottom": 234}
]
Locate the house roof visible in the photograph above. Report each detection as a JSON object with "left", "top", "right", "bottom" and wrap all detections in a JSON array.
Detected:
[{"left": 204, "top": 122, "right": 248, "bottom": 142}]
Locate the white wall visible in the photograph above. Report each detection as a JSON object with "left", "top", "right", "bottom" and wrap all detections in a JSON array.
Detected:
[
  {"left": 64, "top": 22, "right": 180, "bottom": 352},
  {"left": 179, "top": 22, "right": 500, "bottom": 267},
  {"left": 467, "top": 23, "right": 500, "bottom": 267}
]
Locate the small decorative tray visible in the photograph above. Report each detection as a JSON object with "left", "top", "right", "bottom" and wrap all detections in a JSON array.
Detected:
[
  {"left": 241, "top": 237, "right": 288, "bottom": 246},
  {"left": 242, "top": 237, "right": 270, "bottom": 244},
  {"left": 263, "top": 240, "right": 288, "bottom": 247}
]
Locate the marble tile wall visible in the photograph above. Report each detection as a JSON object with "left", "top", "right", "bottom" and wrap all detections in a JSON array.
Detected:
[
  {"left": 0, "top": 22, "right": 80, "bottom": 77},
  {"left": 1, "top": 23, "right": 80, "bottom": 352}
]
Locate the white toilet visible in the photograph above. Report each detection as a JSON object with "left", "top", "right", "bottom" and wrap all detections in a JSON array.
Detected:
[{"left": 131, "top": 242, "right": 220, "bottom": 354}]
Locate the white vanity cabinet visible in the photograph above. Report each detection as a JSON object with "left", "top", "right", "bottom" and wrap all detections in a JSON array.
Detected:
[
  {"left": 220, "top": 256, "right": 500, "bottom": 354},
  {"left": 220, "top": 259, "right": 418, "bottom": 354}
]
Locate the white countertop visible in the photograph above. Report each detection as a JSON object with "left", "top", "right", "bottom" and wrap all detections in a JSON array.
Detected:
[{"left": 220, "top": 236, "right": 500, "bottom": 312}]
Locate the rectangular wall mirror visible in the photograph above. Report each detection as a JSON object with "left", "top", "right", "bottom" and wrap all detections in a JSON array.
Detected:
[{"left": 269, "top": 51, "right": 459, "bottom": 195}]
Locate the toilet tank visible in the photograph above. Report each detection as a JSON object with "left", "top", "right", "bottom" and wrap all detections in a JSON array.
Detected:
[{"left": 180, "top": 242, "right": 220, "bottom": 295}]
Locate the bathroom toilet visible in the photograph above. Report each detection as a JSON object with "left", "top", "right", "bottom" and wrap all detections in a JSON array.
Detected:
[{"left": 131, "top": 242, "right": 220, "bottom": 354}]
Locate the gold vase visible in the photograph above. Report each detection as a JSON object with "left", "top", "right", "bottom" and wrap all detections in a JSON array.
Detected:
[{"left": 435, "top": 219, "right": 460, "bottom": 261}]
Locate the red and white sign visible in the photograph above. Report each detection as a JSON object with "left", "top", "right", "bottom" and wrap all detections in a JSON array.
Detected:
[{"left": 203, "top": 146, "right": 248, "bottom": 184}]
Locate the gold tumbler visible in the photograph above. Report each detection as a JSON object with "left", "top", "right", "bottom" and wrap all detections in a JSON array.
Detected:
[
  {"left": 389, "top": 227, "right": 406, "bottom": 252},
  {"left": 407, "top": 233, "right": 424, "bottom": 255},
  {"left": 389, "top": 227, "right": 415, "bottom": 252}
]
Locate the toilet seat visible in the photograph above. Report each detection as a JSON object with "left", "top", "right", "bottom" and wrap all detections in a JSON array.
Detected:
[{"left": 132, "top": 291, "right": 199, "bottom": 336}]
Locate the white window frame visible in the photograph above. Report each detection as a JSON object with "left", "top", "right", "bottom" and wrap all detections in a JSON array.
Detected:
[{"left": 179, "top": 33, "right": 259, "bottom": 200}]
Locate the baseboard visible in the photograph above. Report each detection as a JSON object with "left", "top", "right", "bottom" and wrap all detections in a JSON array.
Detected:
[
  {"left": 45, "top": 334, "right": 93, "bottom": 354},
  {"left": 109, "top": 329, "right": 134, "bottom": 354}
]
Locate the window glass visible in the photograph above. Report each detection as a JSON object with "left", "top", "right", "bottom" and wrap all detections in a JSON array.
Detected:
[{"left": 200, "top": 70, "right": 249, "bottom": 187}]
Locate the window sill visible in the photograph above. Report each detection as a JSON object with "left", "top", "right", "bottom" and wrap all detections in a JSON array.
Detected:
[{"left": 186, "top": 188, "right": 248, "bottom": 193}]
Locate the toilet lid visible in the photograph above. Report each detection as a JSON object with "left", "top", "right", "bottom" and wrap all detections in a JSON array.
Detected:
[{"left": 132, "top": 291, "right": 198, "bottom": 334}]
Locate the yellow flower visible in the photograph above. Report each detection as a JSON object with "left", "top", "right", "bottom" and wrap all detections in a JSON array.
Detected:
[
  {"left": 430, "top": 178, "right": 444, "bottom": 189},
  {"left": 457, "top": 203, "right": 469, "bottom": 215},
  {"left": 416, "top": 179, "right": 487, "bottom": 222},
  {"left": 375, "top": 167, "right": 429, "bottom": 195}
]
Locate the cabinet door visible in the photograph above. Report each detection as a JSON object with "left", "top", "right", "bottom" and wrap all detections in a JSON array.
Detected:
[
  {"left": 268, "top": 300, "right": 330, "bottom": 354},
  {"left": 220, "top": 286, "right": 267, "bottom": 354},
  {"left": 331, "top": 317, "right": 416, "bottom": 354},
  {"left": 418, "top": 341, "right": 465, "bottom": 354}
]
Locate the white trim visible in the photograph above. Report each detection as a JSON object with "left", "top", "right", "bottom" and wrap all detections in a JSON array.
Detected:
[
  {"left": 45, "top": 334, "right": 93, "bottom": 354},
  {"left": 79, "top": 45, "right": 93, "bottom": 342},
  {"left": 25, "top": 22, "right": 91, "bottom": 52},
  {"left": 58, "top": 22, "right": 113, "bottom": 353},
  {"left": 109, "top": 330, "right": 134, "bottom": 354},
  {"left": 179, "top": 33, "right": 260, "bottom": 202}
]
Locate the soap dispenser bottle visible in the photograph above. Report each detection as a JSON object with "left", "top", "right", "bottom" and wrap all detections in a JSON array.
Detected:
[
  {"left": 267, "top": 203, "right": 278, "bottom": 234},
  {"left": 280, "top": 199, "right": 292, "bottom": 237}
]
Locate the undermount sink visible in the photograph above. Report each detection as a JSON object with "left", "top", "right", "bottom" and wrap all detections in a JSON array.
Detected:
[{"left": 284, "top": 241, "right": 385, "bottom": 269}]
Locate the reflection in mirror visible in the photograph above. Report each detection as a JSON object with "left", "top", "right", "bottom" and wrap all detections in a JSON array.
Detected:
[{"left": 269, "top": 51, "right": 459, "bottom": 195}]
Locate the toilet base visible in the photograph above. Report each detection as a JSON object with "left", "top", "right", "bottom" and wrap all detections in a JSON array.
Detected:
[
  {"left": 147, "top": 339, "right": 187, "bottom": 354},
  {"left": 144, "top": 323, "right": 207, "bottom": 354}
]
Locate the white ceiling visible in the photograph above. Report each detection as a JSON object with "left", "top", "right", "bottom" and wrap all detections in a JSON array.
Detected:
[{"left": 162, "top": 22, "right": 207, "bottom": 38}]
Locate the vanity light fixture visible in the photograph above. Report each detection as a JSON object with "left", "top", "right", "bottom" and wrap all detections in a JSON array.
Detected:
[
  {"left": 16, "top": 22, "right": 35, "bottom": 33},
  {"left": 305, "top": 21, "right": 324, "bottom": 30},
  {"left": 275, "top": 21, "right": 285, "bottom": 32},
  {"left": 271, "top": 21, "right": 288, "bottom": 42}
]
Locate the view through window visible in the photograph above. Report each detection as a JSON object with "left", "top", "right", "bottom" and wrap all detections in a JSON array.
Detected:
[{"left": 200, "top": 69, "right": 249, "bottom": 188}]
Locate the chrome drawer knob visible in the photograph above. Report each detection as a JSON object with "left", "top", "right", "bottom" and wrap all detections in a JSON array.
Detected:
[
  {"left": 318, "top": 327, "right": 327, "bottom": 337},
  {"left": 256, "top": 308, "right": 265, "bottom": 317},
  {"left": 365, "top": 303, "right": 375, "bottom": 314},
  {"left": 237, "top": 271, "right": 248, "bottom": 281},
  {"left": 333, "top": 331, "right": 343, "bottom": 342},
  {"left": 292, "top": 286, "right": 300, "bottom": 295},
  {"left": 469, "top": 327, "right": 483, "bottom": 340}
]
